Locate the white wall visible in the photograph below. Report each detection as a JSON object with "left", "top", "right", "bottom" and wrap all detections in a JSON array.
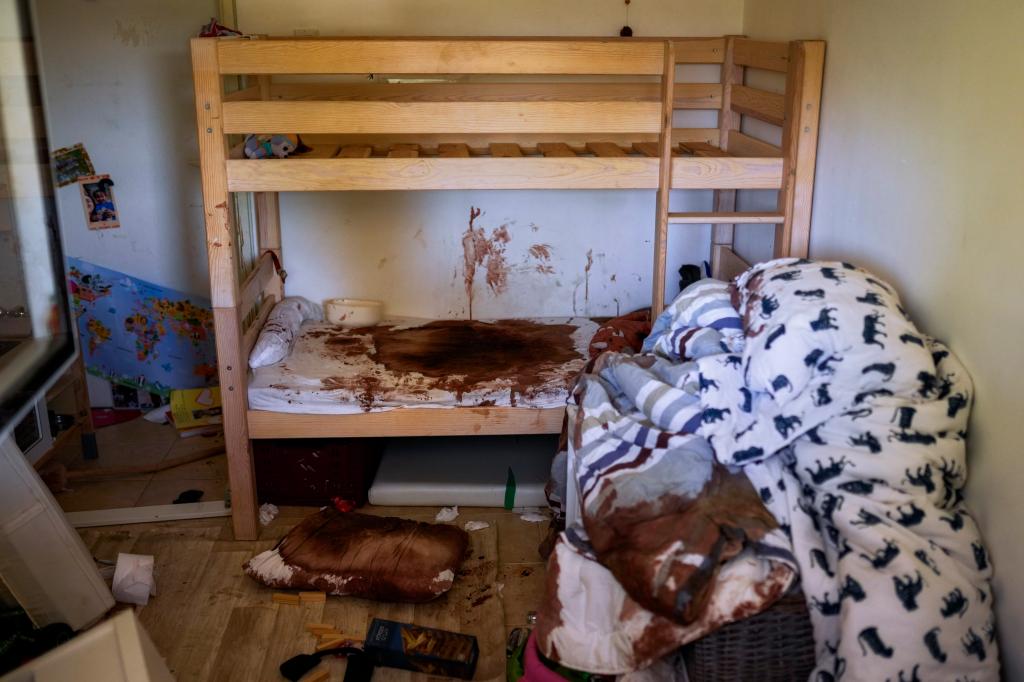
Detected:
[
  {"left": 235, "top": 0, "right": 744, "bottom": 317},
  {"left": 743, "top": 1, "right": 1024, "bottom": 676},
  {"left": 34, "top": 0, "right": 216, "bottom": 296}
]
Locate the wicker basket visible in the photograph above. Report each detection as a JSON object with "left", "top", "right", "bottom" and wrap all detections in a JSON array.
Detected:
[{"left": 682, "top": 591, "right": 816, "bottom": 681}]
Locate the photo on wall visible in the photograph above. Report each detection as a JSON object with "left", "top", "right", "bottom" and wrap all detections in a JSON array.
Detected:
[
  {"left": 51, "top": 142, "right": 95, "bottom": 187},
  {"left": 78, "top": 174, "right": 119, "bottom": 229}
]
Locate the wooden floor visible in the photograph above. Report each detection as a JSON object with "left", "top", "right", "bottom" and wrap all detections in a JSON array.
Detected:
[
  {"left": 52, "top": 417, "right": 549, "bottom": 681},
  {"left": 79, "top": 505, "right": 548, "bottom": 681},
  {"left": 50, "top": 417, "right": 229, "bottom": 512}
]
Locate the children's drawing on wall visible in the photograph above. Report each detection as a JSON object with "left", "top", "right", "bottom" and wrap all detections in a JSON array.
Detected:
[
  {"left": 78, "top": 175, "right": 119, "bottom": 229},
  {"left": 51, "top": 143, "right": 95, "bottom": 187}
]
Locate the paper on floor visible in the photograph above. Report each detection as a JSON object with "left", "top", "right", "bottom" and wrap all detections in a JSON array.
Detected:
[
  {"left": 112, "top": 553, "right": 155, "bottom": 606},
  {"left": 259, "top": 503, "right": 279, "bottom": 526},
  {"left": 464, "top": 520, "right": 489, "bottom": 531},
  {"left": 435, "top": 506, "right": 459, "bottom": 522}
]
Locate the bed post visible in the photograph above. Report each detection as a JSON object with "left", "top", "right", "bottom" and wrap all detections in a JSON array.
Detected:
[
  {"left": 252, "top": 79, "right": 284, "bottom": 300},
  {"left": 775, "top": 40, "right": 825, "bottom": 259},
  {"left": 711, "top": 36, "right": 742, "bottom": 279},
  {"left": 191, "top": 38, "right": 260, "bottom": 540},
  {"left": 651, "top": 40, "right": 676, "bottom": 317}
]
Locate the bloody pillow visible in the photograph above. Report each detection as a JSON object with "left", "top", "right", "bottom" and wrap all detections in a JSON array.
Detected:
[{"left": 244, "top": 509, "right": 469, "bottom": 602}]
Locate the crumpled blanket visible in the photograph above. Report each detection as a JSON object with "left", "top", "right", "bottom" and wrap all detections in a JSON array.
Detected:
[
  {"left": 539, "top": 260, "right": 999, "bottom": 680},
  {"left": 588, "top": 309, "right": 651, "bottom": 359},
  {"left": 690, "top": 260, "right": 1000, "bottom": 681},
  {"left": 536, "top": 280, "right": 798, "bottom": 673}
]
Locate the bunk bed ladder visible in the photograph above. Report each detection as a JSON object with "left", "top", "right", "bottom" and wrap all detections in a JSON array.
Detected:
[{"left": 651, "top": 38, "right": 825, "bottom": 316}]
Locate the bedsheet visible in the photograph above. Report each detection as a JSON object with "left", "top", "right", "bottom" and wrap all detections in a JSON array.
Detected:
[
  {"left": 248, "top": 317, "right": 598, "bottom": 414},
  {"left": 538, "top": 260, "right": 999, "bottom": 680}
]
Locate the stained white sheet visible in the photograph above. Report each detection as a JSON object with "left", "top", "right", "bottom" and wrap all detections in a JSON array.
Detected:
[{"left": 248, "top": 316, "right": 598, "bottom": 414}]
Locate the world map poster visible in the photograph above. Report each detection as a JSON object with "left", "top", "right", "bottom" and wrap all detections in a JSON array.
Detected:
[{"left": 67, "top": 258, "right": 217, "bottom": 396}]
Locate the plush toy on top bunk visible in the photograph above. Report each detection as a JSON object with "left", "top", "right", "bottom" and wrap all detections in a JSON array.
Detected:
[{"left": 243, "top": 133, "right": 309, "bottom": 159}]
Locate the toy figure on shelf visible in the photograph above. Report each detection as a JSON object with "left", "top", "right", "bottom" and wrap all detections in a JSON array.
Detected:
[{"left": 243, "top": 133, "right": 309, "bottom": 159}]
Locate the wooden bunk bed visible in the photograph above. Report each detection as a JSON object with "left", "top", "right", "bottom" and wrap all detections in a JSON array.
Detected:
[{"left": 191, "top": 36, "right": 825, "bottom": 538}]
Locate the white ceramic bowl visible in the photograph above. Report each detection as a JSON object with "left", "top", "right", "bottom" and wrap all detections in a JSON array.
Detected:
[{"left": 324, "top": 298, "right": 383, "bottom": 328}]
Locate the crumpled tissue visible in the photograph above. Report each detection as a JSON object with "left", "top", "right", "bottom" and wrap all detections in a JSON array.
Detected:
[{"left": 112, "top": 553, "right": 156, "bottom": 606}]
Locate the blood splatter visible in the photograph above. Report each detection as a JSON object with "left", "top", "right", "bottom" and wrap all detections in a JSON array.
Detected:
[
  {"left": 584, "top": 249, "right": 594, "bottom": 304},
  {"left": 317, "top": 319, "right": 582, "bottom": 410},
  {"left": 462, "top": 207, "right": 513, "bottom": 319},
  {"left": 529, "top": 244, "right": 552, "bottom": 260},
  {"left": 528, "top": 243, "right": 555, "bottom": 275}
]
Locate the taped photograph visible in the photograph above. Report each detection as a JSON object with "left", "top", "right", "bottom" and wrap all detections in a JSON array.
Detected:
[{"left": 78, "top": 175, "right": 119, "bottom": 229}]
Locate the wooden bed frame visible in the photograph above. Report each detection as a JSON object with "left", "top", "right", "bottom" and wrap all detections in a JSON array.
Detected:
[{"left": 191, "top": 36, "right": 825, "bottom": 538}]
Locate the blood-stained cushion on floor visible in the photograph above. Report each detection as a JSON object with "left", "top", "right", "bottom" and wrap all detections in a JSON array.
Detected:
[{"left": 244, "top": 509, "right": 469, "bottom": 602}]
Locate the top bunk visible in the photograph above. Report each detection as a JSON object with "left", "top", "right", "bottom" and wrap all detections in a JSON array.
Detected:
[{"left": 191, "top": 36, "right": 820, "bottom": 193}]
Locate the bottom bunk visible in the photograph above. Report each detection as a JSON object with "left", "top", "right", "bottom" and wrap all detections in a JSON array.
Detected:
[{"left": 247, "top": 316, "right": 600, "bottom": 437}]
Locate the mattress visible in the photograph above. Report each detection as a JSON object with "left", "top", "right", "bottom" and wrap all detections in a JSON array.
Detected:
[{"left": 248, "top": 317, "right": 599, "bottom": 414}]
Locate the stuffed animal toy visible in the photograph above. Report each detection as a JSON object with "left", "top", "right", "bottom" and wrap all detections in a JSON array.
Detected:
[{"left": 243, "top": 133, "right": 305, "bottom": 159}]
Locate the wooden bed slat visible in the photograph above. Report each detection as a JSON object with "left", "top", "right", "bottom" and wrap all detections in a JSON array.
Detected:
[
  {"left": 222, "top": 100, "right": 660, "bottom": 135},
  {"left": 730, "top": 85, "right": 785, "bottom": 126},
  {"left": 438, "top": 143, "right": 471, "bottom": 157},
  {"left": 725, "top": 131, "right": 782, "bottom": 158},
  {"left": 631, "top": 141, "right": 659, "bottom": 157},
  {"left": 338, "top": 145, "right": 372, "bottom": 158},
  {"left": 586, "top": 142, "right": 627, "bottom": 157},
  {"left": 537, "top": 142, "right": 576, "bottom": 157},
  {"left": 678, "top": 141, "right": 729, "bottom": 157},
  {"left": 668, "top": 211, "right": 783, "bottom": 224},
  {"left": 266, "top": 82, "right": 723, "bottom": 109},
  {"left": 216, "top": 39, "right": 667, "bottom": 75},
  {"left": 226, "top": 157, "right": 783, "bottom": 191},
  {"left": 292, "top": 144, "right": 340, "bottom": 159},
  {"left": 387, "top": 143, "right": 420, "bottom": 158},
  {"left": 297, "top": 129, "right": 720, "bottom": 154},
  {"left": 489, "top": 143, "right": 524, "bottom": 158},
  {"left": 734, "top": 39, "right": 790, "bottom": 73},
  {"left": 224, "top": 84, "right": 260, "bottom": 102}
]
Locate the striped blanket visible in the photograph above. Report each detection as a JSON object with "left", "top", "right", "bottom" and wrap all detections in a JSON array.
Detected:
[{"left": 537, "top": 260, "right": 1000, "bottom": 680}]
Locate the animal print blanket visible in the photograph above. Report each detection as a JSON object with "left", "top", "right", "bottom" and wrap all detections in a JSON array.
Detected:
[{"left": 538, "top": 259, "right": 999, "bottom": 680}]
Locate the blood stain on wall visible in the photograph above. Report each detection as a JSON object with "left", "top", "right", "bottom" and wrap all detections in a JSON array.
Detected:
[
  {"left": 584, "top": 248, "right": 594, "bottom": 304},
  {"left": 461, "top": 206, "right": 512, "bottom": 319},
  {"left": 528, "top": 243, "right": 555, "bottom": 275}
]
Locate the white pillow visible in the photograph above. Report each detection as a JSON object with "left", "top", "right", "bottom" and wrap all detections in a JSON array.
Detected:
[{"left": 248, "top": 297, "right": 323, "bottom": 368}]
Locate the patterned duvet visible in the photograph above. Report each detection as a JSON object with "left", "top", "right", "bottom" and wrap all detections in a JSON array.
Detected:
[{"left": 537, "top": 259, "right": 999, "bottom": 680}]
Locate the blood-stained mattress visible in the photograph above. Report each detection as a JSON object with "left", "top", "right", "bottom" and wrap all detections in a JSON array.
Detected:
[{"left": 248, "top": 317, "right": 599, "bottom": 414}]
